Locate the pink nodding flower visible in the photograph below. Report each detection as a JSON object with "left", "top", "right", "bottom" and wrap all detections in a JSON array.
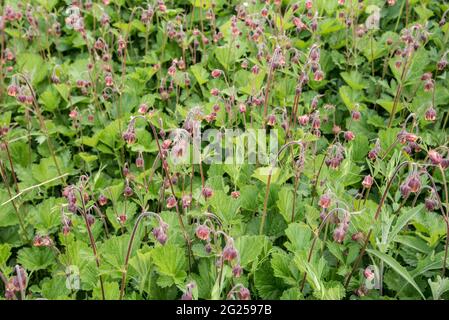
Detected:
[
  {"left": 424, "top": 106, "right": 436, "bottom": 121},
  {"left": 166, "top": 195, "right": 177, "bottom": 209},
  {"left": 333, "top": 226, "right": 346, "bottom": 243},
  {"left": 182, "top": 195, "right": 192, "bottom": 208},
  {"left": 319, "top": 193, "right": 331, "bottom": 209},
  {"left": 362, "top": 175, "right": 373, "bottom": 188},
  {"left": 407, "top": 175, "right": 421, "bottom": 193},
  {"left": 138, "top": 103, "right": 148, "bottom": 114},
  {"left": 211, "top": 69, "right": 222, "bottom": 78},
  {"left": 351, "top": 110, "right": 361, "bottom": 121},
  {"left": 105, "top": 74, "right": 113, "bottom": 87},
  {"left": 123, "top": 185, "right": 133, "bottom": 197},
  {"left": 364, "top": 267, "right": 375, "bottom": 281},
  {"left": 7, "top": 84, "right": 18, "bottom": 97},
  {"left": 267, "top": 114, "right": 276, "bottom": 126},
  {"left": 69, "top": 109, "right": 78, "bottom": 119},
  {"left": 428, "top": 149, "right": 442, "bottom": 165},
  {"left": 425, "top": 197, "right": 437, "bottom": 212},
  {"left": 222, "top": 244, "right": 238, "bottom": 261},
  {"left": 195, "top": 225, "right": 210, "bottom": 241},
  {"left": 298, "top": 115, "right": 310, "bottom": 126},
  {"left": 98, "top": 194, "right": 108, "bottom": 206},
  {"left": 202, "top": 187, "right": 214, "bottom": 199},
  {"left": 238, "top": 287, "right": 251, "bottom": 300},
  {"left": 332, "top": 125, "right": 341, "bottom": 135},
  {"left": 232, "top": 265, "right": 243, "bottom": 278},
  {"left": 344, "top": 131, "right": 355, "bottom": 141},
  {"left": 314, "top": 70, "right": 324, "bottom": 81},
  {"left": 305, "top": 0, "right": 313, "bottom": 10},
  {"left": 162, "top": 139, "right": 172, "bottom": 149}
]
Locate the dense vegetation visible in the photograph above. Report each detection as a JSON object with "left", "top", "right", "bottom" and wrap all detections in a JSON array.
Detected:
[{"left": 1, "top": 0, "right": 449, "bottom": 300}]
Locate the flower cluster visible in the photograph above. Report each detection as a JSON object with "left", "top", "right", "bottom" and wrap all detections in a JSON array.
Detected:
[{"left": 4, "top": 266, "right": 27, "bottom": 300}]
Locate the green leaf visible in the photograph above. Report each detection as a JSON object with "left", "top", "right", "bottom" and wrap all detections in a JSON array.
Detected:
[
  {"left": 254, "top": 260, "right": 288, "bottom": 299},
  {"left": 210, "top": 191, "right": 241, "bottom": 226},
  {"left": 235, "top": 235, "right": 266, "bottom": 268},
  {"left": 414, "top": 4, "right": 433, "bottom": 23},
  {"left": 340, "top": 71, "right": 368, "bottom": 90},
  {"left": 31, "top": 156, "right": 72, "bottom": 187},
  {"left": 78, "top": 152, "right": 98, "bottom": 163},
  {"left": 339, "top": 85, "right": 363, "bottom": 110},
  {"left": 16, "top": 53, "right": 47, "bottom": 85},
  {"left": 357, "top": 37, "right": 386, "bottom": 62},
  {"left": 239, "top": 185, "right": 259, "bottom": 211},
  {"left": 280, "top": 287, "right": 303, "bottom": 300},
  {"left": 367, "top": 249, "right": 425, "bottom": 299},
  {"left": 191, "top": 259, "right": 216, "bottom": 299},
  {"left": 214, "top": 43, "right": 246, "bottom": 70},
  {"left": 129, "top": 249, "right": 153, "bottom": 294},
  {"left": 411, "top": 211, "right": 447, "bottom": 247},
  {"left": 376, "top": 98, "right": 404, "bottom": 115},
  {"left": 284, "top": 223, "right": 313, "bottom": 253},
  {"left": 93, "top": 281, "right": 120, "bottom": 300},
  {"left": 235, "top": 69, "right": 266, "bottom": 96},
  {"left": 429, "top": 276, "right": 449, "bottom": 300},
  {"left": 294, "top": 253, "right": 326, "bottom": 294},
  {"left": 276, "top": 186, "right": 294, "bottom": 223},
  {"left": 389, "top": 205, "right": 424, "bottom": 242},
  {"left": 0, "top": 189, "right": 19, "bottom": 227},
  {"left": 151, "top": 244, "right": 187, "bottom": 286},
  {"left": 190, "top": 64, "right": 209, "bottom": 85},
  {"left": 28, "top": 197, "right": 64, "bottom": 233},
  {"left": 318, "top": 18, "right": 344, "bottom": 35},
  {"left": 350, "top": 134, "right": 370, "bottom": 162},
  {"left": 54, "top": 84, "right": 71, "bottom": 102},
  {"left": 40, "top": 275, "right": 71, "bottom": 299},
  {"left": 317, "top": 282, "right": 345, "bottom": 300},
  {"left": 17, "top": 247, "right": 56, "bottom": 271},
  {"left": 271, "top": 250, "right": 299, "bottom": 286},
  {"left": 190, "top": 0, "right": 212, "bottom": 9},
  {"left": 394, "top": 235, "right": 430, "bottom": 254},
  {"left": 100, "top": 235, "right": 133, "bottom": 279},
  {"left": 0, "top": 243, "right": 12, "bottom": 267},
  {"left": 39, "top": 88, "right": 61, "bottom": 111},
  {"left": 252, "top": 166, "right": 292, "bottom": 185}
]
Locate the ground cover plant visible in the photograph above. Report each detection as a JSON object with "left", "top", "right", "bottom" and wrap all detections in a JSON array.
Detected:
[{"left": 0, "top": 0, "right": 449, "bottom": 301}]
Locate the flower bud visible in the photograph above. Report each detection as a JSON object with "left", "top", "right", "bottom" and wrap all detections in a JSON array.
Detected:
[
  {"left": 364, "top": 267, "right": 375, "bottom": 281},
  {"left": 222, "top": 244, "right": 238, "bottom": 261},
  {"left": 195, "top": 225, "right": 210, "bottom": 241},
  {"left": 333, "top": 226, "right": 346, "bottom": 243},
  {"left": 344, "top": 131, "right": 355, "bottom": 141},
  {"left": 237, "top": 287, "right": 251, "bottom": 300},
  {"left": 362, "top": 175, "right": 373, "bottom": 188},
  {"left": 202, "top": 187, "right": 214, "bottom": 199},
  {"left": 211, "top": 69, "right": 222, "bottom": 78},
  {"left": 232, "top": 264, "right": 243, "bottom": 278},
  {"left": 428, "top": 149, "right": 442, "bottom": 165},
  {"left": 298, "top": 115, "right": 310, "bottom": 126},
  {"left": 231, "top": 191, "right": 240, "bottom": 199},
  {"left": 123, "top": 185, "right": 133, "bottom": 197},
  {"left": 424, "top": 106, "right": 437, "bottom": 121},
  {"left": 166, "top": 195, "right": 177, "bottom": 209},
  {"left": 407, "top": 175, "right": 421, "bottom": 193},
  {"left": 319, "top": 193, "right": 331, "bottom": 209},
  {"left": 86, "top": 213, "right": 95, "bottom": 226},
  {"left": 351, "top": 110, "right": 361, "bottom": 121}
]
